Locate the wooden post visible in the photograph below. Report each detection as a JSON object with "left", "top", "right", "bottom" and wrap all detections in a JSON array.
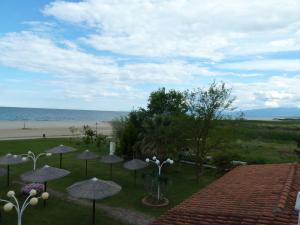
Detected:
[
  {"left": 59, "top": 153, "right": 62, "bottom": 168},
  {"left": 85, "top": 160, "right": 88, "bottom": 177},
  {"left": 92, "top": 200, "right": 96, "bottom": 225}
]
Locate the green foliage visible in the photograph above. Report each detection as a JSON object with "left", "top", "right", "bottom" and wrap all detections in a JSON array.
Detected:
[
  {"left": 114, "top": 88, "right": 187, "bottom": 158},
  {"left": 135, "top": 114, "right": 187, "bottom": 158},
  {"left": 118, "top": 120, "right": 138, "bottom": 157},
  {"left": 95, "top": 133, "right": 108, "bottom": 150},
  {"left": 82, "top": 125, "right": 95, "bottom": 144},
  {"left": 213, "top": 151, "right": 241, "bottom": 174},
  {"left": 113, "top": 82, "right": 237, "bottom": 170},
  {"left": 184, "top": 81, "right": 236, "bottom": 178},
  {"left": 147, "top": 87, "right": 187, "bottom": 116},
  {"left": 245, "top": 155, "right": 267, "bottom": 165}
]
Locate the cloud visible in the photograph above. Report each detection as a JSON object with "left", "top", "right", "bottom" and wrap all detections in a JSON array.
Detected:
[
  {"left": 232, "top": 75, "right": 300, "bottom": 109},
  {"left": 219, "top": 59, "right": 300, "bottom": 71},
  {"left": 43, "top": 0, "right": 300, "bottom": 59},
  {"left": 0, "top": 31, "right": 223, "bottom": 106}
]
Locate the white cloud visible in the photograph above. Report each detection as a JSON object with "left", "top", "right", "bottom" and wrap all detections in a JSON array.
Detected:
[
  {"left": 219, "top": 60, "right": 300, "bottom": 71},
  {"left": 232, "top": 75, "right": 300, "bottom": 109},
  {"left": 43, "top": 0, "right": 300, "bottom": 59},
  {"left": 0, "top": 31, "right": 222, "bottom": 105}
]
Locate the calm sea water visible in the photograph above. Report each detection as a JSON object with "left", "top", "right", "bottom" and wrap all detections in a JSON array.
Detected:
[{"left": 0, "top": 107, "right": 128, "bottom": 121}]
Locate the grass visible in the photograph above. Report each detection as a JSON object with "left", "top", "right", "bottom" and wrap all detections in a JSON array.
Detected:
[
  {"left": 0, "top": 138, "right": 216, "bottom": 225},
  {"left": 1, "top": 119, "right": 300, "bottom": 224}
]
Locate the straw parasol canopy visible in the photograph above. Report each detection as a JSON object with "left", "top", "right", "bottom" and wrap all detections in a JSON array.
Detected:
[
  {"left": 100, "top": 154, "right": 123, "bottom": 179},
  {"left": 124, "top": 159, "right": 148, "bottom": 171},
  {"left": 46, "top": 144, "right": 76, "bottom": 168},
  {"left": 77, "top": 150, "right": 99, "bottom": 177},
  {"left": 77, "top": 150, "right": 99, "bottom": 160},
  {"left": 100, "top": 154, "right": 123, "bottom": 164},
  {"left": 0, "top": 153, "right": 28, "bottom": 186},
  {"left": 21, "top": 165, "right": 70, "bottom": 184},
  {"left": 0, "top": 168, "right": 6, "bottom": 177},
  {"left": 123, "top": 159, "right": 148, "bottom": 186},
  {"left": 0, "top": 153, "right": 26, "bottom": 165},
  {"left": 21, "top": 165, "right": 70, "bottom": 207},
  {"left": 67, "top": 177, "right": 121, "bottom": 225}
]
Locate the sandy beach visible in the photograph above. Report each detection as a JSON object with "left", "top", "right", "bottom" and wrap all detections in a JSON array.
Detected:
[{"left": 0, "top": 121, "right": 113, "bottom": 140}]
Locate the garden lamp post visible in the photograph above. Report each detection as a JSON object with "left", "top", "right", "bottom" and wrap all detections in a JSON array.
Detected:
[
  {"left": 21, "top": 151, "right": 52, "bottom": 170},
  {"left": 0, "top": 189, "right": 49, "bottom": 225},
  {"left": 145, "top": 156, "right": 174, "bottom": 201}
]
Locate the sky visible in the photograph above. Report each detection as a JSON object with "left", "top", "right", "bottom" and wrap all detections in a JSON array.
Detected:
[{"left": 0, "top": 0, "right": 299, "bottom": 111}]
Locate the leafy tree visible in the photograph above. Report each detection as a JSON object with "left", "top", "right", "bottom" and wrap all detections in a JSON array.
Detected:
[
  {"left": 119, "top": 120, "right": 138, "bottom": 158},
  {"left": 95, "top": 134, "right": 108, "bottom": 150},
  {"left": 138, "top": 88, "right": 188, "bottom": 158},
  {"left": 113, "top": 88, "right": 187, "bottom": 158},
  {"left": 185, "top": 81, "right": 236, "bottom": 180},
  {"left": 147, "top": 88, "right": 187, "bottom": 116},
  {"left": 82, "top": 125, "right": 95, "bottom": 144},
  {"left": 136, "top": 114, "right": 186, "bottom": 159}
]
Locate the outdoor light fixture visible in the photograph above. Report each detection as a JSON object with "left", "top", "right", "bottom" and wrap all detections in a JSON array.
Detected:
[
  {"left": 145, "top": 156, "right": 174, "bottom": 200},
  {"left": 0, "top": 189, "right": 49, "bottom": 225},
  {"left": 21, "top": 150, "right": 52, "bottom": 170}
]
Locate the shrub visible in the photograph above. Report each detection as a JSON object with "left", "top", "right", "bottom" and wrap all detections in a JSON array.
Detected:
[
  {"left": 213, "top": 151, "right": 241, "bottom": 174},
  {"left": 246, "top": 155, "right": 266, "bottom": 165}
]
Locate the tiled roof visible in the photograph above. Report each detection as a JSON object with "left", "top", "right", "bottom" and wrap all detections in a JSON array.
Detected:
[{"left": 152, "top": 163, "right": 300, "bottom": 225}]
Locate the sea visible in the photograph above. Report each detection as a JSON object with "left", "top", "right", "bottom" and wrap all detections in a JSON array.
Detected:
[{"left": 0, "top": 107, "right": 129, "bottom": 122}]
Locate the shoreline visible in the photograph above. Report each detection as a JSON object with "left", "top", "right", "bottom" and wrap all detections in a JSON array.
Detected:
[{"left": 0, "top": 120, "right": 113, "bottom": 140}]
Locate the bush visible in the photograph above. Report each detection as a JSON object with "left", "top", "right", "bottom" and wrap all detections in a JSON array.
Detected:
[
  {"left": 246, "top": 155, "right": 266, "bottom": 165},
  {"left": 95, "top": 134, "right": 108, "bottom": 149},
  {"left": 213, "top": 151, "right": 241, "bottom": 174}
]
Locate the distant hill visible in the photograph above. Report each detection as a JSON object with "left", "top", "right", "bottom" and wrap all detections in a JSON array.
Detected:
[{"left": 234, "top": 108, "right": 300, "bottom": 120}]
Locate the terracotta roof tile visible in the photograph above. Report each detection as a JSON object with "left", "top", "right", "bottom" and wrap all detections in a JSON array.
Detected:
[{"left": 152, "top": 163, "right": 300, "bottom": 225}]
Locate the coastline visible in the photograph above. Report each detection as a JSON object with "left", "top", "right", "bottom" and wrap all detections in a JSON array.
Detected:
[{"left": 0, "top": 120, "right": 113, "bottom": 140}]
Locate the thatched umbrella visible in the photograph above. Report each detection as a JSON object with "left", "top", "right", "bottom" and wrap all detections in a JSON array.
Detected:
[
  {"left": 67, "top": 177, "right": 121, "bottom": 225},
  {"left": 100, "top": 155, "right": 123, "bottom": 179},
  {"left": 77, "top": 150, "right": 99, "bottom": 177},
  {"left": 0, "top": 153, "right": 28, "bottom": 186},
  {"left": 21, "top": 165, "right": 70, "bottom": 207},
  {"left": 46, "top": 144, "right": 76, "bottom": 168},
  {"left": 123, "top": 159, "right": 148, "bottom": 186}
]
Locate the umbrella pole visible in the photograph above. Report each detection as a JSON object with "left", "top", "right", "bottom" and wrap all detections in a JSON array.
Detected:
[
  {"left": 44, "top": 182, "right": 47, "bottom": 208},
  {"left": 92, "top": 200, "right": 96, "bottom": 225},
  {"left": 134, "top": 170, "right": 137, "bottom": 187},
  {"left": 110, "top": 164, "right": 112, "bottom": 179},
  {"left": 59, "top": 153, "right": 62, "bottom": 168},
  {"left": 7, "top": 165, "right": 10, "bottom": 187},
  {"left": 85, "top": 160, "right": 88, "bottom": 177}
]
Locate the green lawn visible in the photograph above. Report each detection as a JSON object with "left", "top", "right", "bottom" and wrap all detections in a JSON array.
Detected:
[
  {"left": 0, "top": 138, "right": 216, "bottom": 225},
  {"left": 2, "top": 120, "right": 299, "bottom": 225}
]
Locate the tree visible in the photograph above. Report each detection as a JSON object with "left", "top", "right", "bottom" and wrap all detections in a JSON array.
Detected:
[
  {"left": 147, "top": 88, "right": 187, "bottom": 116},
  {"left": 82, "top": 125, "right": 95, "bottom": 144},
  {"left": 185, "top": 81, "right": 236, "bottom": 180},
  {"left": 138, "top": 88, "right": 188, "bottom": 158},
  {"left": 136, "top": 114, "right": 187, "bottom": 159},
  {"left": 113, "top": 88, "right": 187, "bottom": 158}
]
